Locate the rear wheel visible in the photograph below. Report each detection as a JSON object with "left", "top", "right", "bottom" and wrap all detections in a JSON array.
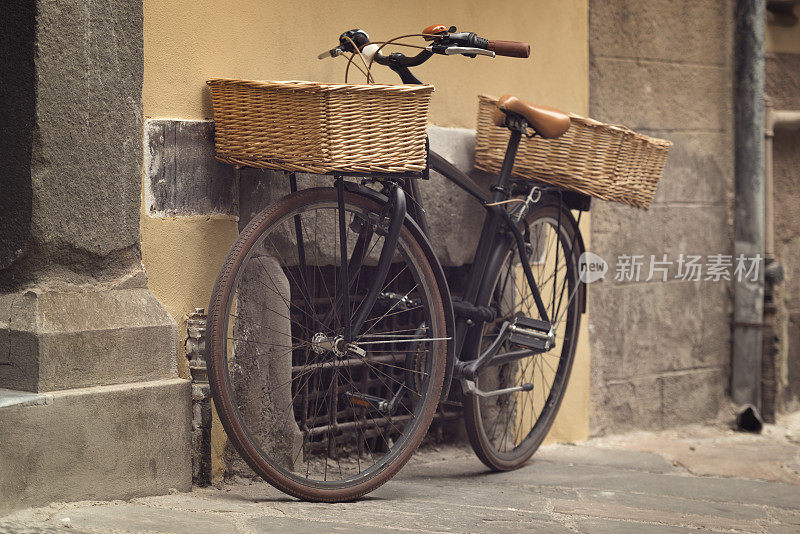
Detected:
[
  {"left": 463, "top": 202, "right": 584, "bottom": 471},
  {"left": 206, "top": 187, "right": 447, "bottom": 501}
]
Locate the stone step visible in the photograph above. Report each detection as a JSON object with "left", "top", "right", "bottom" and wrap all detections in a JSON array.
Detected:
[
  {"left": 0, "top": 378, "right": 191, "bottom": 516},
  {"left": 0, "top": 287, "right": 179, "bottom": 392}
]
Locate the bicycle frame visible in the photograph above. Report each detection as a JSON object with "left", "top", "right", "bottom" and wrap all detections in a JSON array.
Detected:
[
  {"left": 317, "top": 118, "right": 588, "bottom": 399},
  {"left": 422, "top": 129, "right": 553, "bottom": 361}
]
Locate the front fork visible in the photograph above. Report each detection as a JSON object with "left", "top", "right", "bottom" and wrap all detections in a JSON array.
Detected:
[{"left": 336, "top": 178, "right": 407, "bottom": 342}]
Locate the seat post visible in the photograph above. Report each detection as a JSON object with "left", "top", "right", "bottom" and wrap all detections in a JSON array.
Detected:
[{"left": 493, "top": 127, "right": 523, "bottom": 202}]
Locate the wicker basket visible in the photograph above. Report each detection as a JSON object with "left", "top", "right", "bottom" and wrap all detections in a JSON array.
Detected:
[
  {"left": 207, "top": 79, "right": 434, "bottom": 175},
  {"left": 474, "top": 94, "right": 672, "bottom": 209}
]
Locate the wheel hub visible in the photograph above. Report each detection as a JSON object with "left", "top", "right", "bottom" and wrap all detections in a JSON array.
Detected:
[{"left": 311, "top": 333, "right": 357, "bottom": 358}]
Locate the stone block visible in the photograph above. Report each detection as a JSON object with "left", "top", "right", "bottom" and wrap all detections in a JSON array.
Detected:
[
  {"left": 619, "top": 282, "right": 704, "bottom": 377},
  {"left": 646, "top": 131, "right": 733, "bottom": 205},
  {"left": 0, "top": 378, "right": 191, "bottom": 516},
  {"left": 0, "top": 288, "right": 178, "bottom": 392},
  {"left": 1, "top": 0, "right": 146, "bottom": 287},
  {"left": 587, "top": 285, "right": 628, "bottom": 382},
  {"left": 419, "top": 126, "right": 493, "bottom": 266},
  {"left": 591, "top": 278, "right": 730, "bottom": 383},
  {"left": 697, "top": 280, "right": 733, "bottom": 368},
  {"left": 227, "top": 255, "right": 302, "bottom": 475},
  {"left": 766, "top": 52, "right": 800, "bottom": 110},
  {"left": 772, "top": 130, "right": 800, "bottom": 262},
  {"left": 659, "top": 368, "right": 727, "bottom": 427},
  {"left": 776, "top": 241, "right": 800, "bottom": 322},
  {"left": 590, "top": 59, "right": 731, "bottom": 131},
  {"left": 30, "top": 0, "right": 143, "bottom": 257},
  {"left": 589, "top": 0, "right": 733, "bottom": 65},
  {"left": 591, "top": 205, "right": 731, "bottom": 282},
  {"left": 0, "top": 0, "right": 34, "bottom": 270},
  {"left": 590, "top": 376, "right": 663, "bottom": 435},
  {"left": 144, "top": 119, "right": 237, "bottom": 216},
  {"left": 786, "top": 313, "right": 800, "bottom": 409}
]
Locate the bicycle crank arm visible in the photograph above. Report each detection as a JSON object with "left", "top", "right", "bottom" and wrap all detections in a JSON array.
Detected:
[
  {"left": 457, "top": 316, "right": 554, "bottom": 380},
  {"left": 462, "top": 379, "right": 533, "bottom": 398}
]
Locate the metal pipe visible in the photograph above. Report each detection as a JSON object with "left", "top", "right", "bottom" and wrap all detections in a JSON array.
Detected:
[
  {"left": 765, "top": 99, "right": 775, "bottom": 258},
  {"left": 773, "top": 110, "right": 800, "bottom": 128},
  {"left": 761, "top": 101, "right": 800, "bottom": 422},
  {"left": 764, "top": 107, "right": 800, "bottom": 259},
  {"left": 732, "top": 0, "right": 766, "bottom": 423}
]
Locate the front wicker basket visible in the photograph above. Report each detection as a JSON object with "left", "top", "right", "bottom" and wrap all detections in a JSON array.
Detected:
[
  {"left": 474, "top": 94, "right": 672, "bottom": 209},
  {"left": 207, "top": 79, "right": 435, "bottom": 175}
]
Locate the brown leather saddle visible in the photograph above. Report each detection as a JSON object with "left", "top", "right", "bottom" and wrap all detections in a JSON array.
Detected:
[{"left": 492, "top": 94, "right": 571, "bottom": 139}]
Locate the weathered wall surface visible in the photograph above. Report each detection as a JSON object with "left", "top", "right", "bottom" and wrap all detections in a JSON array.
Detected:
[
  {"left": 772, "top": 126, "right": 800, "bottom": 412},
  {"left": 588, "top": 0, "right": 735, "bottom": 434},
  {"left": 766, "top": 3, "right": 800, "bottom": 54}
]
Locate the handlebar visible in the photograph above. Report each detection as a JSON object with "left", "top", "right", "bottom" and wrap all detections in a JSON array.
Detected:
[
  {"left": 487, "top": 40, "right": 530, "bottom": 58},
  {"left": 319, "top": 27, "right": 530, "bottom": 83}
]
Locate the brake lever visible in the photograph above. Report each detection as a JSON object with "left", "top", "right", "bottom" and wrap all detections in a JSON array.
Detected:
[
  {"left": 427, "top": 45, "right": 495, "bottom": 58},
  {"left": 318, "top": 47, "right": 344, "bottom": 60}
]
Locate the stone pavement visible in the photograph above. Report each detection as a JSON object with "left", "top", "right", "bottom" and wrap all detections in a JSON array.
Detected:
[{"left": 2, "top": 413, "right": 799, "bottom": 533}]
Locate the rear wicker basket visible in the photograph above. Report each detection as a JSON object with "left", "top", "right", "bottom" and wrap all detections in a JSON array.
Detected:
[
  {"left": 474, "top": 94, "right": 671, "bottom": 209},
  {"left": 207, "top": 79, "right": 434, "bottom": 175}
]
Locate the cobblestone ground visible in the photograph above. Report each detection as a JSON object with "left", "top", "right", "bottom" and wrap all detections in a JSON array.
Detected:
[{"left": 2, "top": 413, "right": 799, "bottom": 533}]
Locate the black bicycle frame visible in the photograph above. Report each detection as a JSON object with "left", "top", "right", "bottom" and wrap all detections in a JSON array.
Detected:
[{"left": 407, "top": 128, "right": 552, "bottom": 361}]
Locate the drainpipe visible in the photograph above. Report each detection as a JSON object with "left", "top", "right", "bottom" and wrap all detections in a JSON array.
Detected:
[
  {"left": 762, "top": 105, "right": 800, "bottom": 421},
  {"left": 761, "top": 104, "right": 800, "bottom": 257},
  {"left": 764, "top": 98, "right": 775, "bottom": 259},
  {"left": 732, "top": 0, "right": 766, "bottom": 430},
  {"left": 771, "top": 110, "right": 800, "bottom": 129}
]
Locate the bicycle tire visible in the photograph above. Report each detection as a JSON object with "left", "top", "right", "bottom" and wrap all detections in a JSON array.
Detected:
[
  {"left": 463, "top": 201, "right": 584, "bottom": 471},
  {"left": 206, "top": 187, "right": 447, "bottom": 501}
]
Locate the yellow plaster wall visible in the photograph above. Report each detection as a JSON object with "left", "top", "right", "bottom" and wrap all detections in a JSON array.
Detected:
[
  {"left": 144, "top": 0, "right": 588, "bottom": 126},
  {"left": 140, "top": 212, "right": 239, "bottom": 379},
  {"left": 141, "top": 0, "right": 590, "bottom": 468},
  {"left": 546, "top": 213, "right": 591, "bottom": 444}
]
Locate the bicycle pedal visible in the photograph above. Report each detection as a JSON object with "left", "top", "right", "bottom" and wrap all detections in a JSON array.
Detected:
[
  {"left": 345, "top": 391, "right": 390, "bottom": 412},
  {"left": 509, "top": 316, "right": 555, "bottom": 351}
]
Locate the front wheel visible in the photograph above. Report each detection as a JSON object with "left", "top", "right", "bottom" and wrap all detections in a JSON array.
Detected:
[
  {"left": 206, "top": 187, "right": 447, "bottom": 501},
  {"left": 463, "top": 202, "right": 584, "bottom": 471}
]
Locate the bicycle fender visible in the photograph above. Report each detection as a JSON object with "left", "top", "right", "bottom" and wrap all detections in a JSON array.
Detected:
[{"left": 343, "top": 181, "right": 456, "bottom": 402}]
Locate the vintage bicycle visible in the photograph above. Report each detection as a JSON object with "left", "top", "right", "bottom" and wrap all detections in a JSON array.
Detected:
[{"left": 204, "top": 26, "right": 665, "bottom": 502}]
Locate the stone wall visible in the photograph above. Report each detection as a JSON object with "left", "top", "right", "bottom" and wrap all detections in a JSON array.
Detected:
[
  {"left": 588, "top": 0, "right": 736, "bottom": 434},
  {"left": 0, "top": 0, "right": 190, "bottom": 514}
]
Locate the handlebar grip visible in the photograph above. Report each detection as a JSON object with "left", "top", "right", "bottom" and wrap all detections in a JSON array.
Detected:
[{"left": 487, "top": 40, "right": 530, "bottom": 58}]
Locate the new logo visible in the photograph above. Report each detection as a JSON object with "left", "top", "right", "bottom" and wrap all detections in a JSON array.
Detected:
[{"left": 579, "top": 252, "right": 607, "bottom": 284}]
